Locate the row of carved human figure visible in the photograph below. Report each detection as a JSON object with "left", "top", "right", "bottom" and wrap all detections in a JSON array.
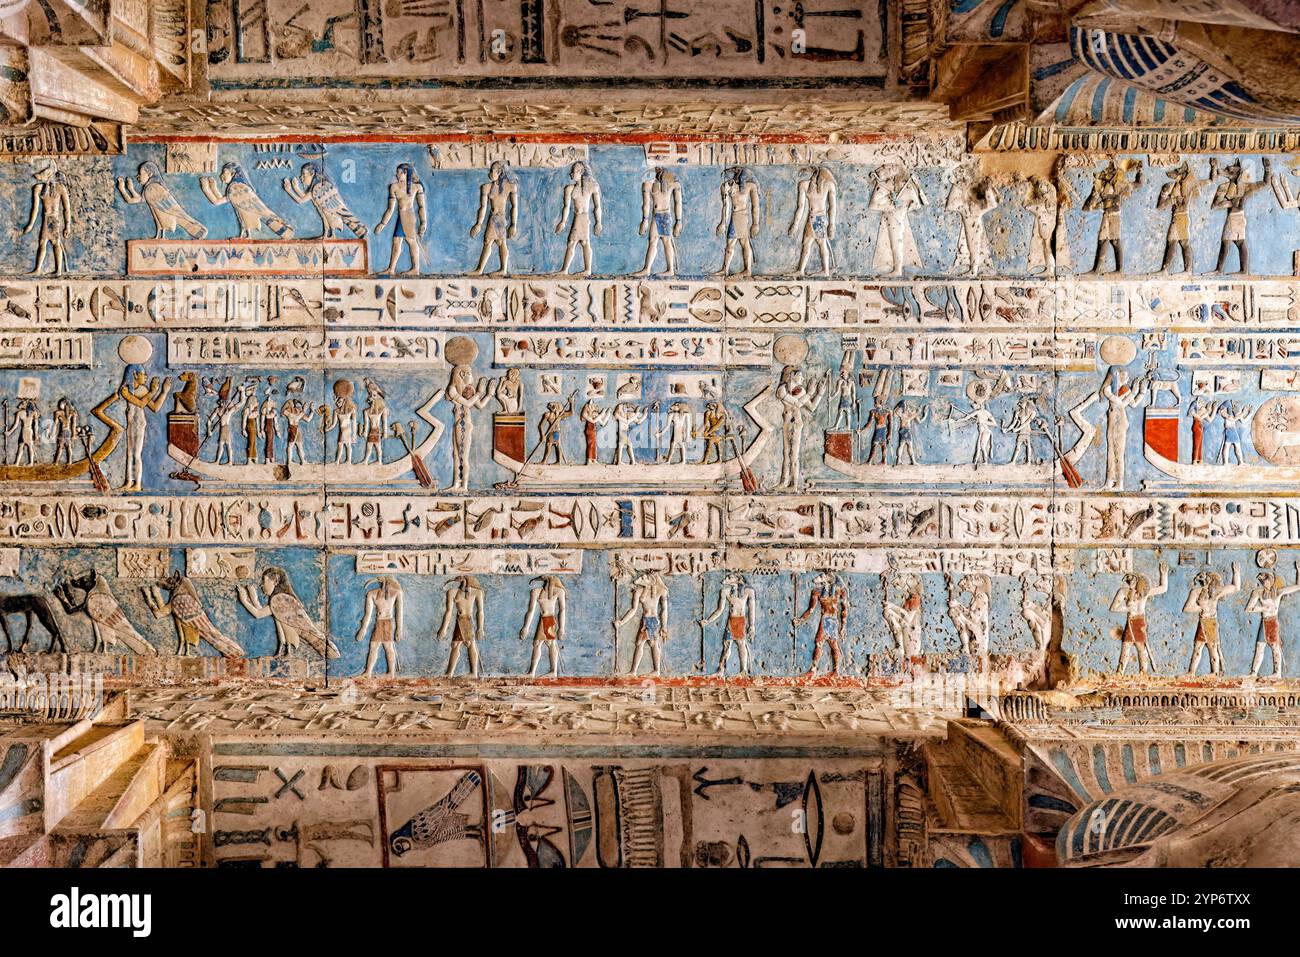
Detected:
[
  {"left": 105, "top": 352, "right": 1281, "bottom": 499},
  {"left": 0, "top": 566, "right": 1012, "bottom": 679},
  {"left": 7, "top": 561, "right": 1299, "bottom": 680},
  {"left": 2, "top": 316, "right": 1246, "bottom": 502},
  {"left": 17, "top": 154, "right": 1300, "bottom": 277}
]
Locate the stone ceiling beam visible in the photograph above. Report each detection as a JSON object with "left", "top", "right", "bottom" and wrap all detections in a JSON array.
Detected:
[
  {"left": 931, "top": 41, "right": 1027, "bottom": 123},
  {"left": 0, "top": 0, "right": 191, "bottom": 143}
]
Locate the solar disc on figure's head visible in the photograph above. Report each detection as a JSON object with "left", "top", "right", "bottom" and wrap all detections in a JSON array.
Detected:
[
  {"left": 773, "top": 334, "right": 808, "bottom": 366},
  {"left": 445, "top": 335, "right": 478, "bottom": 366},
  {"left": 1099, "top": 335, "right": 1137, "bottom": 367},
  {"left": 117, "top": 334, "right": 153, "bottom": 365}
]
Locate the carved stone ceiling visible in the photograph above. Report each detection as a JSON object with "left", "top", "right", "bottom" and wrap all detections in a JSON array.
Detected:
[
  {"left": 137, "top": 0, "right": 945, "bottom": 139},
  {"left": 5, "top": 0, "right": 1300, "bottom": 876},
  {"left": 135, "top": 94, "right": 964, "bottom": 140},
  {"left": 3, "top": 0, "right": 1300, "bottom": 144}
]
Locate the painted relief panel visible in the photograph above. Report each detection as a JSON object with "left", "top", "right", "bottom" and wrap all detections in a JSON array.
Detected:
[
  {"left": 205, "top": 741, "right": 890, "bottom": 868},
  {"left": 202, "top": 0, "right": 893, "bottom": 83},
  {"left": 0, "top": 140, "right": 1299, "bottom": 687}
]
